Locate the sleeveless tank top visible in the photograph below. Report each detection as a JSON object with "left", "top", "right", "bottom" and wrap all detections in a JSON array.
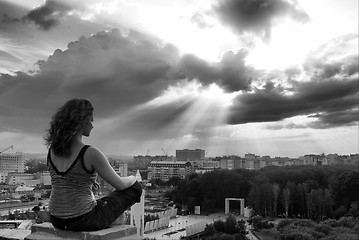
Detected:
[{"left": 47, "top": 145, "right": 97, "bottom": 219}]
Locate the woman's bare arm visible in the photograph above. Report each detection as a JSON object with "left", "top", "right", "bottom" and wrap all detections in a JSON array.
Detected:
[{"left": 85, "top": 147, "right": 136, "bottom": 190}]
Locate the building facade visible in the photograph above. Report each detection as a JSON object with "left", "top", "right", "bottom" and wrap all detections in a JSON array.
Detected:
[
  {"left": 133, "top": 155, "right": 174, "bottom": 170},
  {"left": 147, "top": 161, "right": 193, "bottom": 181},
  {"left": 0, "top": 153, "right": 25, "bottom": 173},
  {"left": 34, "top": 171, "right": 51, "bottom": 186},
  {"left": 6, "top": 172, "right": 40, "bottom": 186},
  {"left": 176, "top": 149, "right": 205, "bottom": 161}
]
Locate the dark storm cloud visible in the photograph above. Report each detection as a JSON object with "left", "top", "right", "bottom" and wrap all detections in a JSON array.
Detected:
[
  {"left": 212, "top": 0, "right": 309, "bottom": 41},
  {"left": 22, "top": 0, "right": 71, "bottom": 30},
  {"left": 0, "top": 1, "right": 25, "bottom": 26},
  {"left": 227, "top": 77, "right": 358, "bottom": 128},
  {"left": 1, "top": 14, "right": 20, "bottom": 24},
  {"left": 179, "top": 49, "right": 253, "bottom": 92},
  {"left": 308, "top": 109, "right": 358, "bottom": 128},
  {"left": 0, "top": 29, "right": 181, "bottom": 133}
]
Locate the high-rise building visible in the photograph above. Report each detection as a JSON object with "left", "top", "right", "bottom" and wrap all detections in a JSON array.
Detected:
[
  {"left": 0, "top": 152, "right": 25, "bottom": 173},
  {"left": 176, "top": 149, "right": 205, "bottom": 161}
]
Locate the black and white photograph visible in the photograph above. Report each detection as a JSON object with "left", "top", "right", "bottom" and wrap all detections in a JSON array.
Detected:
[{"left": 0, "top": 0, "right": 358, "bottom": 239}]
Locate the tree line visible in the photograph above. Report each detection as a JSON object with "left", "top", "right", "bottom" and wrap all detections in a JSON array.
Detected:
[{"left": 165, "top": 165, "right": 359, "bottom": 221}]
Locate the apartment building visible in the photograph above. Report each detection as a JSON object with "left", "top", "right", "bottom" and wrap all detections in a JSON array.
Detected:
[
  {"left": 0, "top": 153, "right": 25, "bottom": 173},
  {"left": 176, "top": 149, "right": 205, "bottom": 161},
  {"left": 299, "top": 154, "right": 325, "bottom": 165},
  {"left": 134, "top": 155, "right": 174, "bottom": 169},
  {"left": 220, "top": 156, "right": 245, "bottom": 170},
  {"left": 269, "top": 157, "right": 294, "bottom": 167},
  {"left": 0, "top": 172, "right": 8, "bottom": 183},
  {"left": 147, "top": 161, "right": 193, "bottom": 181}
]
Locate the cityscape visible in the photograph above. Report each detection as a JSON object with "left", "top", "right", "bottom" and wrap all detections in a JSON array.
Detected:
[
  {"left": 0, "top": 0, "right": 358, "bottom": 239},
  {"left": 1, "top": 148, "right": 358, "bottom": 185},
  {"left": 0, "top": 148, "right": 358, "bottom": 239}
]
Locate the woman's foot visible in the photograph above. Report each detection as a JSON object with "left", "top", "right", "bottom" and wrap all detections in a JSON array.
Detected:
[{"left": 112, "top": 213, "right": 127, "bottom": 225}]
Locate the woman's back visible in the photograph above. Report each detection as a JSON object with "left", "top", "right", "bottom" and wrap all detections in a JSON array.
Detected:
[{"left": 48, "top": 145, "right": 97, "bottom": 219}]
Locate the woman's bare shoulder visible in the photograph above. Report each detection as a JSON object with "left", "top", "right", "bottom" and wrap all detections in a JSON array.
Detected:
[{"left": 85, "top": 146, "right": 106, "bottom": 159}]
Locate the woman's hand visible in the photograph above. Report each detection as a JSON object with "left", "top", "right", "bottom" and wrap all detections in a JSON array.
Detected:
[{"left": 92, "top": 180, "right": 100, "bottom": 191}]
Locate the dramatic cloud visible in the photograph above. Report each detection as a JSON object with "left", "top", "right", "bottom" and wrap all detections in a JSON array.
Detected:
[
  {"left": 228, "top": 77, "right": 358, "bottom": 126},
  {"left": 212, "top": 0, "right": 309, "bottom": 41},
  {"left": 0, "top": 1, "right": 107, "bottom": 74},
  {"left": 303, "top": 33, "right": 359, "bottom": 77},
  {"left": 0, "top": 29, "right": 181, "bottom": 134},
  {"left": 179, "top": 49, "right": 253, "bottom": 92},
  {"left": 22, "top": 0, "right": 72, "bottom": 30},
  {"left": 227, "top": 33, "right": 359, "bottom": 128},
  {"left": 0, "top": 28, "right": 357, "bottom": 154}
]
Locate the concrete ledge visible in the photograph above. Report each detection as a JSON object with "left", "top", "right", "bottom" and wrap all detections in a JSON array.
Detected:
[{"left": 24, "top": 222, "right": 138, "bottom": 240}]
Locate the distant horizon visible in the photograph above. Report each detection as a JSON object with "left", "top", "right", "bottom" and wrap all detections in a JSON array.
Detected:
[{"left": 6, "top": 148, "right": 359, "bottom": 159}]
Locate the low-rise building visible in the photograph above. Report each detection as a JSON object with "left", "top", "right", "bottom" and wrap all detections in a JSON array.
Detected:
[
  {"left": 269, "top": 157, "right": 294, "bottom": 167},
  {"left": 6, "top": 172, "right": 40, "bottom": 186},
  {"left": 34, "top": 171, "right": 51, "bottom": 186}
]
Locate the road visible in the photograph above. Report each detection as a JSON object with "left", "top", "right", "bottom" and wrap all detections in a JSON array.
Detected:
[
  {"left": 0, "top": 199, "right": 49, "bottom": 217},
  {"left": 143, "top": 213, "right": 260, "bottom": 240}
]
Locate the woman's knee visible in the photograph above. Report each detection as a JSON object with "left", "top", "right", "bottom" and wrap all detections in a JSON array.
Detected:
[
  {"left": 112, "top": 181, "right": 142, "bottom": 203},
  {"left": 131, "top": 181, "right": 143, "bottom": 195},
  {"left": 130, "top": 181, "right": 143, "bottom": 201}
]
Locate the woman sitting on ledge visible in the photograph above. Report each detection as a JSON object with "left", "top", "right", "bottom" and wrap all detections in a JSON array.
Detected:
[{"left": 44, "top": 98, "right": 142, "bottom": 231}]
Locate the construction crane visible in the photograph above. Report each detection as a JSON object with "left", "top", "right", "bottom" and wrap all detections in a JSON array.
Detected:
[
  {"left": 161, "top": 147, "right": 168, "bottom": 156},
  {"left": 0, "top": 145, "right": 13, "bottom": 154}
]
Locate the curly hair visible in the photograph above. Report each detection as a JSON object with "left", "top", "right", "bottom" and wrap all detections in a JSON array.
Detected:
[{"left": 44, "top": 99, "right": 94, "bottom": 156}]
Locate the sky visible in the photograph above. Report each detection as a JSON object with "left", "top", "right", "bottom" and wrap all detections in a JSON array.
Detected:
[{"left": 0, "top": 0, "right": 358, "bottom": 158}]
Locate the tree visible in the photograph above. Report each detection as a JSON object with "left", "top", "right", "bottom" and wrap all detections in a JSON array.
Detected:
[
  {"left": 167, "top": 176, "right": 181, "bottom": 186},
  {"left": 206, "top": 214, "right": 247, "bottom": 239},
  {"left": 283, "top": 185, "right": 290, "bottom": 218},
  {"left": 308, "top": 188, "right": 333, "bottom": 221},
  {"left": 247, "top": 174, "right": 273, "bottom": 216},
  {"left": 32, "top": 205, "right": 43, "bottom": 223},
  {"left": 204, "top": 224, "right": 217, "bottom": 237},
  {"left": 25, "top": 159, "right": 48, "bottom": 173},
  {"left": 224, "top": 214, "right": 237, "bottom": 234},
  {"left": 329, "top": 170, "right": 359, "bottom": 212},
  {"left": 272, "top": 183, "right": 280, "bottom": 217}
]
